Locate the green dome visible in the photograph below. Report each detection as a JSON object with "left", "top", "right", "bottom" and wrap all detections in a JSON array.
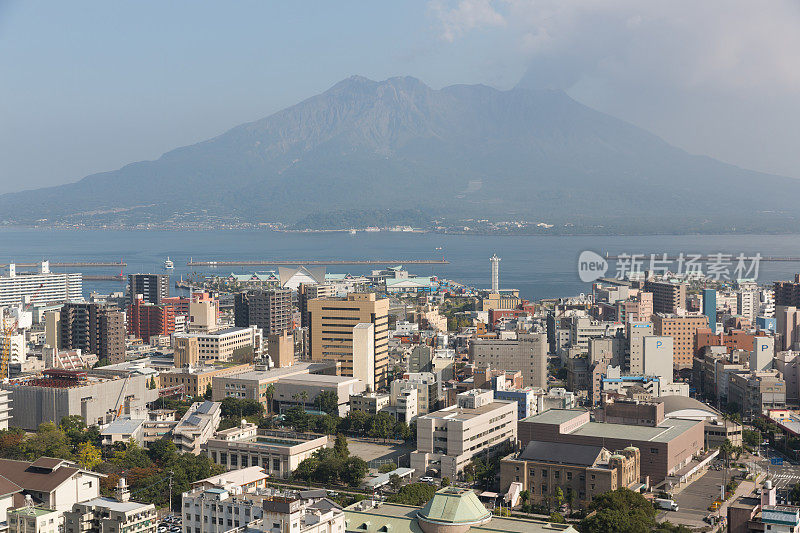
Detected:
[{"left": 417, "top": 487, "right": 491, "bottom": 526}]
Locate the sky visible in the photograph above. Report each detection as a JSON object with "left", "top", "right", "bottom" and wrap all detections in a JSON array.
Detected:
[{"left": 2, "top": 0, "right": 800, "bottom": 193}]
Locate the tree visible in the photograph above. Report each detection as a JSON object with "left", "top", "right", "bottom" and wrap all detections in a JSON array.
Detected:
[
  {"left": 314, "top": 415, "right": 340, "bottom": 435},
  {"left": 294, "top": 458, "right": 319, "bottom": 486},
  {"left": 265, "top": 383, "right": 275, "bottom": 415},
  {"left": 148, "top": 375, "right": 157, "bottom": 390},
  {"left": 203, "top": 384, "right": 213, "bottom": 400},
  {"left": 148, "top": 437, "right": 178, "bottom": 465},
  {"left": 743, "top": 429, "right": 762, "bottom": 448},
  {"left": 388, "top": 483, "right": 436, "bottom": 506},
  {"left": 299, "top": 391, "right": 309, "bottom": 411},
  {"left": 393, "top": 420, "right": 411, "bottom": 441},
  {"left": 580, "top": 488, "right": 657, "bottom": 533},
  {"left": 555, "top": 486, "right": 564, "bottom": 509},
  {"left": 520, "top": 490, "right": 530, "bottom": 504},
  {"left": 334, "top": 434, "right": 349, "bottom": 458},
  {"left": 76, "top": 442, "right": 102, "bottom": 469},
  {"left": 25, "top": 422, "right": 72, "bottom": 461},
  {"left": 440, "top": 477, "right": 450, "bottom": 488},
  {"left": 549, "top": 512, "right": 565, "bottom": 524},
  {"left": 314, "top": 391, "right": 339, "bottom": 415},
  {"left": 389, "top": 473, "right": 403, "bottom": 491},
  {"left": 341, "top": 456, "right": 368, "bottom": 487},
  {"left": 368, "top": 412, "right": 393, "bottom": 442}
]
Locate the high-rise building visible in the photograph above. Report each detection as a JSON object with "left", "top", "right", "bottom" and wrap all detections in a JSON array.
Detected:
[
  {"left": 702, "top": 288, "right": 717, "bottom": 332},
  {"left": 652, "top": 313, "right": 708, "bottom": 369},
  {"left": 643, "top": 280, "right": 686, "bottom": 314},
  {"left": 774, "top": 275, "right": 800, "bottom": 307},
  {"left": 298, "top": 283, "right": 335, "bottom": 328},
  {"left": 59, "top": 302, "right": 125, "bottom": 364},
  {"left": 490, "top": 254, "right": 501, "bottom": 293},
  {"left": 234, "top": 288, "right": 292, "bottom": 335},
  {"left": 468, "top": 334, "right": 548, "bottom": 388},
  {"left": 307, "top": 293, "right": 389, "bottom": 389},
  {"left": 627, "top": 322, "right": 653, "bottom": 374},
  {"left": 127, "top": 295, "right": 175, "bottom": 341},
  {"left": 0, "top": 262, "right": 81, "bottom": 306},
  {"left": 127, "top": 274, "right": 169, "bottom": 305},
  {"left": 188, "top": 292, "right": 219, "bottom": 332}
]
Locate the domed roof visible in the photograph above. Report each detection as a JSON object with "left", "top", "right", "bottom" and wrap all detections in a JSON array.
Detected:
[
  {"left": 655, "top": 396, "right": 720, "bottom": 420},
  {"left": 417, "top": 487, "right": 491, "bottom": 527}
]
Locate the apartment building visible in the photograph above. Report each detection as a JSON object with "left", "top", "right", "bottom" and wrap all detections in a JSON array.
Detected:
[
  {"left": 234, "top": 289, "right": 293, "bottom": 336},
  {"left": 127, "top": 274, "right": 169, "bottom": 305},
  {"left": 643, "top": 280, "right": 686, "bottom": 314},
  {"left": 64, "top": 492, "right": 156, "bottom": 533},
  {"left": 390, "top": 372, "right": 439, "bottom": 415},
  {"left": 59, "top": 302, "right": 125, "bottom": 364},
  {"left": 468, "top": 333, "right": 548, "bottom": 388},
  {"left": 127, "top": 295, "right": 175, "bottom": 341},
  {"left": 272, "top": 374, "right": 365, "bottom": 417},
  {"left": 774, "top": 275, "right": 800, "bottom": 307},
  {"left": 410, "top": 389, "right": 517, "bottom": 479},
  {"left": 0, "top": 262, "right": 81, "bottom": 307},
  {"left": 500, "top": 442, "right": 641, "bottom": 508},
  {"left": 307, "top": 293, "right": 389, "bottom": 389},
  {"left": 173, "top": 326, "right": 262, "bottom": 365},
  {"left": 0, "top": 457, "right": 103, "bottom": 511},
  {"left": 727, "top": 371, "right": 786, "bottom": 417},
  {"left": 652, "top": 313, "right": 709, "bottom": 369}
]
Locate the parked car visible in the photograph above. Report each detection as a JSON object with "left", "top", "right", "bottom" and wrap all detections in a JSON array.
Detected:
[{"left": 419, "top": 476, "right": 435, "bottom": 484}]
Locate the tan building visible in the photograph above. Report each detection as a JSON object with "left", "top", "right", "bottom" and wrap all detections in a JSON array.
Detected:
[
  {"left": 728, "top": 371, "right": 786, "bottom": 417},
  {"left": 643, "top": 280, "right": 686, "bottom": 314},
  {"left": 410, "top": 389, "right": 517, "bottom": 479},
  {"left": 173, "top": 326, "right": 262, "bottom": 365},
  {"left": 468, "top": 333, "right": 548, "bottom": 388},
  {"left": 268, "top": 330, "right": 295, "bottom": 368},
  {"left": 500, "top": 441, "right": 641, "bottom": 508},
  {"left": 64, "top": 494, "right": 156, "bottom": 533},
  {"left": 160, "top": 363, "right": 252, "bottom": 397},
  {"left": 307, "top": 293, "right": 389, "bottom": 389},
  {"left": 652, "top": 313, "right": 709, "bottom": 369},
  {"left": 518, "top": 409, "right": 704, "bottom": 484},
  {"left": 173, "top": 336, "right": 199, "bottom": 368}
]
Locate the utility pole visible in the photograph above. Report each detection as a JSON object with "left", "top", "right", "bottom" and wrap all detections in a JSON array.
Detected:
[{"left": 168, "top": 470, "right": 174, "bottom": 514}]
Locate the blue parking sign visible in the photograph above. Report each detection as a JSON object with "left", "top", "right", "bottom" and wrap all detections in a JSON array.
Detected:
[{"left": 772, "top": 458, "right": 783, "bottom": 466}]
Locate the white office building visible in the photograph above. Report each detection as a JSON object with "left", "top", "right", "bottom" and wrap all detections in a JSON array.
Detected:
[{"left": 0, "top": 262, "right": 82, "bottom": 307}]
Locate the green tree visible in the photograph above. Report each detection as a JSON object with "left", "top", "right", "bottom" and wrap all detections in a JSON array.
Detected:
[
  {"left": 147, "top": 437, "right": 178, "bottom": 465},
  {"left": 314, "top": 391, "right": 339, "bottom": 415},
  {"left": 743, "top": 429, "right": 762, "bottom": 447},
  {"left": 388, "top": 483, "right": 436, "bottom": 506},
  {"left": 368, "top": 413, "right": 393, "bottom": 443},
  {"left": 580, "top": 488, "right": 657, "bottom": 533},
  {"left": 520, "top": 490, "right": 530, "bottom": 504},
  {"left": 555, "top": 486, "right": 564, "bottom": 508},
  {"left": 265, "top": 383, "right": 275, "bottom": 415},
  {"left": 314, "top": 415, "right": 340, "bottom": 435},
  {"left": 334, "top": 434, "right": 349, "bottom": 458},
  {"left": 393, "top": 420, "right": 411, "bottom": 441},
  {"left": 294, "top": 457, "right": 319, "bottom": 485},
  {"left": 341, "top": 456, "right": 368, "bottom": 487},
  {"left": 549, "top": 512, "right": 565, "bottom": 524},
  {"left": 148, "top": 375, "right": 157, "bottom": 390},
  {"left": 76, "top": 442, "right": 102, "bottom": 469},
  {"left": 203, "top": 383, "right": 213, "bottom": 400},
  {"left": 440, "top": 477, "right": 450, "bottom": 488},
  {"left": 25, "top": 422, "right": 72, "bottom": 461},
  {"left": 389, "top": 473, "right": 403, "bottom": 491}
]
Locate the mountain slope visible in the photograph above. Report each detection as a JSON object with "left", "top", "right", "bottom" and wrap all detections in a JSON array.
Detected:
[{"left": 2, "top": 75, "right": 799, "bottom": 231}]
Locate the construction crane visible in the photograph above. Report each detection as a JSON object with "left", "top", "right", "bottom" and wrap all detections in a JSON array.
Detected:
[
  {"left": 0, "top": 283, "right": 44, "bottom": 380},
  {"left": 112, "top": 372, "right": 131, "bottom": 420}
]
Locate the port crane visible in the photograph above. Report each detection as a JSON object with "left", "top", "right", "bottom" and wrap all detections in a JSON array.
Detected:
[{"left": 0, "top": 283, "right": 44, "bottom": 380}]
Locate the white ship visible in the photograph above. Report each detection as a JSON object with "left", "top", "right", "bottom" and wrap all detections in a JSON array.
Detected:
[{"left": 164, "top": 257, "right": 174, "bottom": 269}]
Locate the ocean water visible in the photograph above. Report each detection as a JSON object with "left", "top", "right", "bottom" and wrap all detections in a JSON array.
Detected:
[{"left": 1, "top": 228, "right": 800, "bottom": 300}]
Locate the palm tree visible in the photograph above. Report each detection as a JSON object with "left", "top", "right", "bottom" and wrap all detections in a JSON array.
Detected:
[
  {"left": 300, "top": 390, "right": 308, "bottom": 412},
  {"left": 265, "top": 383, "right": 275, "bottom": 415}
]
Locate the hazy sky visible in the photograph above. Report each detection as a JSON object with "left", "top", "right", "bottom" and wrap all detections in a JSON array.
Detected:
[{"left": 2, "top": 0, "right": 800, "bottom": 194}]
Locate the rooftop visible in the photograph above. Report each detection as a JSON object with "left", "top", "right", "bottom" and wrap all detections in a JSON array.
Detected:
[
  {"left": 221, "top": 362, "right": 336, "bottom": 383},
  {"left": 422, "top": 400, "right": 514, "bottom": 422},
  {"left": 80, "top": 496, "right": 152, "bottom": 513},
  {"left": 517, "top": 441, "right": 605, "bottom": 467}
]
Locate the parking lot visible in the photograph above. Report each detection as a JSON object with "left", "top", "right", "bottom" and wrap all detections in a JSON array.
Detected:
[
  {"left": 346, "top": 438, "right": 414, "bottom": 469},
  {"left": 657, "top": 468, "right": 727, "bottom": 527},
  {"left": 157, "top": 514, "right": 182, "bottom": 533}
]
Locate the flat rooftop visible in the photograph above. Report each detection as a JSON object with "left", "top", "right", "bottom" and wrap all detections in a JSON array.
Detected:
[
  {"left": 423, "top": 401, "right": 514, "bottom": 421},
  {"left": 220, "top": 362, "right": 335, "bottom": 382},
  {"left": 522, "top": 409, "right": 701, "bottom": 443}
]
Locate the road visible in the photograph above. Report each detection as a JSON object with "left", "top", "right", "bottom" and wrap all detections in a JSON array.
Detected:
[{"left": 657, "top": 468, "right": 726, "bottom": 527}]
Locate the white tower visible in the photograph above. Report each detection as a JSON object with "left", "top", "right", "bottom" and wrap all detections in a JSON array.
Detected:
[{"left": 490, "top": 254, "right": 501, "bottom": 293}]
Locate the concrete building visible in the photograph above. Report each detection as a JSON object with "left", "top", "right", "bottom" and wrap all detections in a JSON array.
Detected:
[
  {"left": 627, "top": 322, "right": 653, "bottom": 374},
  {"left": 203, "top": 425, "right": 329, "bottom": 478},
  {"left": 410, "top": 389, "right": 517, "bottom": 479},
  {"left": 349, "top": 392, "right": 391, "bottom": 416},
  {"left": 267, "top": 331, "right": 295, "bottom": 368},
  {"left": 173, "top": 326, "right": 262, "bottom": 365},
  {"left": 642, "top": 336, "right": 673, "bottom": 382},
  {"left": 468, "top": 333, "right": 548, "bottom": 388},
  {"left": 273, "top": 374, "right": 365, "bottom": 417},
  {"left": 752, "top": 336, "right": 775, "bottom": 372},
  {"left": 127, "top": 274, "right": 169, "bottom": 305},
  {"left": 500, "top": 442, "right": 641, "bottom": 508},
  {"left": 409, "top": 345, "right": 433, "bottom": 374},
  {"left": 211, "top": 361, "right": 338, "bottom": 410},
  {"left": 351, "top": 323, "right": 375, "bottom": 391},
  {"left": 234, "top": 289, "right": 292, "bottom": 336},
  {"left": 728, "top": 371, "right": 786, "bottom": 417},
  {"left": 308, "top": 293, "right": 389, "bottom": 389},
  {"left": 160, "top": 363, "right": 252, "bottom": 399},
  {"left": 1, "top": 368, "right": 158, "bottom": 430},
  {"left": 518, "top": 409, "right": 704, "bottom": 484},
  {"left": 187, "top": 292, "right": 220, "bottom": 333},
  {"left": 727, "top": 480, "right": 798, "bottom": 533},
  {"left": 390, "top": 373, "right": 439, "bottom": 415},
  {"left": 8, "top": 505, "right": 60, "bottom": 533},
  {"left": 173, "top": 401, "right": 222, "bottom": 455},
  {"left": 0, "top": 457, "right": 103, "bottom": 511},
  {"left": 776, "top": 305, "right": 800, "bottom": 351},
  {"left": 0, "top": 262, "right": 81, "bottom": 307},
  {"left": 63, "top": 493, "right": 156, "bottom": 533},
  {"left": 59, "top": 302, "right": 125, "bottom": 365},
  {"left": 774, "top": 275, "right": 800, "bottom": 307},
  {"left": 643, "top": 280, "right": 686, "bottom": 314},
  {"left": 652, "top": 313, "right": 709, "bottom": 369}
]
